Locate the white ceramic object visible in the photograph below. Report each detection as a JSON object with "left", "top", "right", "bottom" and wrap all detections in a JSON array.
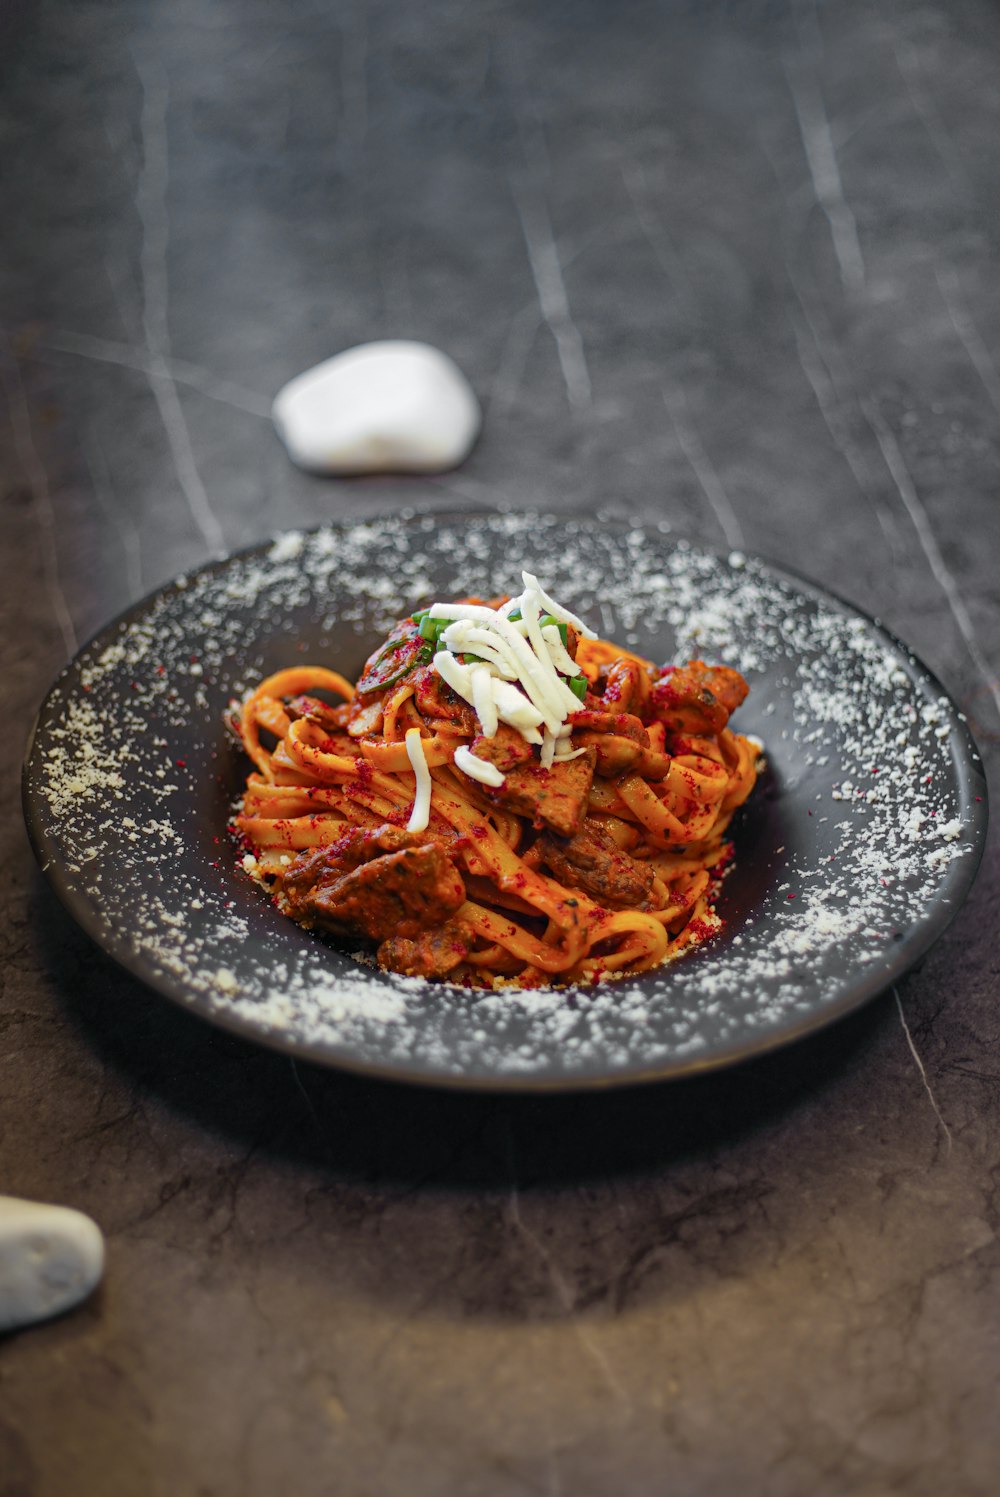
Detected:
[
  {"left": 272, "top": 340, "right": 481, "bottom": 474},
  {"left": 0, "top": 1194, "right": 105, "bottom": 1332}
]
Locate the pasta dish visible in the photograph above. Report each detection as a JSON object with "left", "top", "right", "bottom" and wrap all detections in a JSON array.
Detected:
[{"left": 233, "top": 572, "right": 760, "bottom": 987}]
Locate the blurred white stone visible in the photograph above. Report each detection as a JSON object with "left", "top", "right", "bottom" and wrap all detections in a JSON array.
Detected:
[
  {"left": 272, "top": 340, "right": 481, "bottom": 474},
  {"left": 0, "top": 1194, "right": 105, "bottom": 1332}
]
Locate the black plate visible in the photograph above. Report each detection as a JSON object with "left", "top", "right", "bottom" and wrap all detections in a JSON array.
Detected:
[{"left": 22, "top": 514, "right": 988, "bottom": 1091}]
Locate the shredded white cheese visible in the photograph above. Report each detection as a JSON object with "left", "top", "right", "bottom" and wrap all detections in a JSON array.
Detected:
[
  {"left": 428, "top": 570, "right": 588, "bottom": 756},
  {"left": 453, "top": 744, "right": 505, "bottom": 787},
  {"left": 405, "top": 727, "right": 432, "bottom": 832},
  {"left": 470, "top": 663, "right": 498, "bottom": 738}
]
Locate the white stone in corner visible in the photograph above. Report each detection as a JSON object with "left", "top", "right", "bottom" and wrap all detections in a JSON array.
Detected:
[
  {"left": 0, "top": 1194, "right": 105, "bottom": 1332},
  {"left": 272, "top": 340, "right": 481, "bottom": 474}
]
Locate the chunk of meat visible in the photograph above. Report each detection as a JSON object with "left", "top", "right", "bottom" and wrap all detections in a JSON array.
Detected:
[
  {"left": 569, "top": 709, "right": 649, "bottom": 743},
  {"left": 412, "top": 665, "right": 478, "bottom": 735},
  {"left": 486, "top": 748, "right": 596, "bottom": 837},
  {"left": 282, "top": 825, "right": 465, "bottom": 941},
  {"left": 568, "top": 709, "right": 653, "bottom": 779},
  {"left": 596, "top": 659, "right": 649, "bottom": 716},
  {"left": 650, "top": 660, "right": 749, "bottom": 735},
  {"left": 285, "top": 695, "right": 354, "bottom": 732},
  {"left": 471, "top": 724, "right": 535, "bottom": 773},
  {"left": 378, "top": 919, "right": 473, "bottom": 978},
  {"left": 533, "top": 819, "right": 655, "bottom": 910}
]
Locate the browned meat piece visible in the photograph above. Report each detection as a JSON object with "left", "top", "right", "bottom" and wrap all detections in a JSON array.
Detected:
[
  {"left": 534, "top": 820, "right": 655, "bottom": 910},
  {"left": 596, "top": 659, "right": 649, "bottom": 716},
  {"left": 567, "top": 708, "right": 650, "bottom": 779},
  {"left": 412, "top": 665, "right": 478, "bottom": 735},
  {"left": 285, "top": 695, "right": 354, "bottom": 731},
  {"left": 633, "top": 746, "right": 672, "bottom": 781},
  {"left": 471, "top": 725, "right": 535, "bottom": 773},
  {"left": 486, "top": 748, "right": 596, "bottom": 837},
  {"left": 579, "top": 732, "right": 642, "bottom": 777},
  {"left": 282, "top": 825, "right": 465, "bottom": 941},
  {"left": 378, "top": 918, "right": 473, "bottom": 978},
  {"left": 568, "top": 708, "right": 649, "bottom": 743},
  {"left": 650, "top": 660, "right": 749, "bottom": 735}
]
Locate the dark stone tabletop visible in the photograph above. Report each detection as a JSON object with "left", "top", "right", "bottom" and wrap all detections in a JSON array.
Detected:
[{"left": 2, "top": 1, "right": 998, "bottom": 1492}]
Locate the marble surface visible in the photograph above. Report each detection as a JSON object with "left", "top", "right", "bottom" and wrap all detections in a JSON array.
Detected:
[{"left": 2, "top": 0, "right": 999, "bottom": 1492}]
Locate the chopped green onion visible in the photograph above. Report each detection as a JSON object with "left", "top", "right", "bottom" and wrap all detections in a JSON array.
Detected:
[
  {"left": 418, "top": 615, "right": 448, "bottom": 643},
  {"left": 461, "top": 652, "right": 486, "bottom": 665},
  {"left": 507, "top": 606, "right": 522, "bottom": 622},
  {"left": 568, "top": 674, "right": 588, "bottom": 700},
  {"left": 410, "top": 609, "right": 430, "bottom": 625},
  {"left": 540, "top": 613, "right": 569, "bottom": 646}
]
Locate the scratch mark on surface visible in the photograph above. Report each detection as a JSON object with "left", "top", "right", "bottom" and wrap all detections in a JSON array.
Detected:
[
  {"left": 506, "top": 1129, "right": 630, "bottom": 1409},
  {"left": 863, "top": 398, "right": 1000, "bottom": 724},
  {"left": 662, "top": 383, "right": 744, "bottom": 549},
  {"left": 783, "top": 48, "right": 865, "bottom": 292},
  {"left": 43, "top": 329, "right": 271, "bottom": 418},
  {"left": 426, "top": 474, "right": 516, "bottom": 513},
  {"left": 511, "top": 179, "right": 592, "bottom": 410},
  {"left": 85, "top": 432, "right": 144, "bottom": 600},
  {"left": 132, "top": 52, "right": 226, "bottom": 556},
  {"left": 894, "top": 988, "right": 953, "bottom": 1153},
  {"left": 289, "top": 1058, "right": 324, "bottom": 1139},
  {"left": 618, "top": 158, "right": 696, "bottom": 312},
  {"left": 781, "top": 269, "right": 900, "bottom": 563},
  {"left": 893, "top": 41, "right": 971, "bottom": 198},
  {"left": 0, "top": 339, "right": 77, "bottom": 656},
  {"left": 487, "top": 300, "right": 541, "bottom": 420},
  {"left": 933, "top": 265, "right": 1000, "bottom": 419}
]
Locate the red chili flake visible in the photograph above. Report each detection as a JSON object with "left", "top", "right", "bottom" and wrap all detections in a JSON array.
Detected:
[
  {"left": 925, "top": 775, "right": 933, "bottom": 784},
  {"left": 808, "top": 808, "right": 813, "bottom": 816},
  {"left": 786, "top": 893, "right": 796, "bottom": 901},
  {"left": 130, "top": 681, "right": 140, "bottom": 691},
  {"left": 82, "top": 683, "right": 92, "bottom": 693},
  {"left": 686, "top": 917, "right": 715, "bottom": 942},
  {"left": 175, "top": 758, "right": 187, "bottom": 768},
  {"left": 976, "top": 797, "right": 983, "bottom": 802},
  {"left": 157, "top": 665, "right": 166, "bottom": 676},
  {"left": 189, "top": 654, "right": 199, "bottom": 664}
]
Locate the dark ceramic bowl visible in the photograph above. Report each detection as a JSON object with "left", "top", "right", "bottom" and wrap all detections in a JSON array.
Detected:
[{"left": 22, "top": 513, "right": 988, "bottom": 1090}]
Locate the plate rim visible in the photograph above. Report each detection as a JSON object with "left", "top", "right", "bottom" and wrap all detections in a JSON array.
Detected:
[{"left": 21, "top": 512, "right": 991, "bottom": 1092}]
